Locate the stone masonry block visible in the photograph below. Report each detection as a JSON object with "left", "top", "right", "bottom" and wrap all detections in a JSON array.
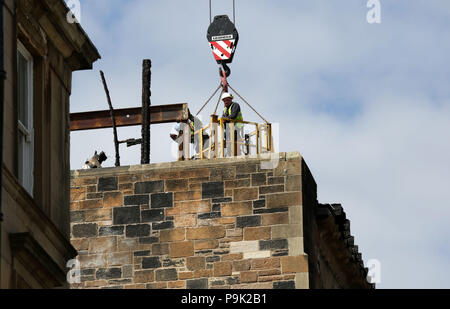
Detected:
[
  {"left": 141, "top": 209, "right": 165, "bottom": 222},
  {"left": 174, "top": 215, "right": 197, "bottom": 228},
  {"left": 210, "top": 167, "right": 236, "bottom": 181},
  {"left": 295, "top": 272, "right": 309, "bottom": 289},
  {"left": 229, "top": 241, "right": 259, "bottom": 253},
  {"left": 96, "top": 268, "right": 122, "bottom": 280},
  {"left": 186, "top": 226, "right": 226, "bottom": 240},
  {"left": 193, "top": 269, "right": 212, "bottom": 278},
  {"left": 126, "top": 224, "right": 150, "bottom": 238},
  {"left": 113, "top": 206, "right": 140, "bottom": 225},
  {"left": 235, "top": 164, "right": 257, "bottom": 174},
  {"left": 212, "top": 197, "right": 233, "bottom": 203},
  {"left": 124, "top": 195, "right": 149, "bottom": 206},
  {"left": 179, "top": 272, "right": 194, "bottom": 280},
  {"left": 259, "top": 185, "right": 284, "bottom": 195},
  {"left": 233, "top": 260, "right": 251, "bottom": 272},
  {"left": 289, "top": 206, "right": 302, "bottom": 224},
  {"left": 179, "top": 200, "right": 211, "bottom": 214},
  {"left": 253, "top": 199, "right": 265, "bottom": 209},
  {"left": 160, "top": 228, "right": 186, "bottom": 242},
  {"left": 259, "top": 239, "right": 288, "bottom": 251},
  {"left": 251, "top": 258, "right": 280, "bottom": 270},
  {"left": 103, "top": 191, "right": 123, "bottom": 208},
  {"left": 155, "top": 268, "right": 178, "bottom": 281},
  {"left": 213, "top": 261, "right": 232, "bottom": 277},
  {"left": 106, "top": 252, "right": 132, "bottom": 266},
  {"left": 225, "top": 179, "right": 251, "bottom": 189},
  {"left": 232, "top": 282, "right": 273, "bottom": 289},
  {"left": 78, "top": 254, "right": 107, "bottom": 268},
  {"left": 152, "top": 243, "right": 170, "bottom": 256},
  {"left": 194, "top": 239, "right": 219, "bottom": 250},
  {"left": 186, "top": 278, "right": 208, "bottom": 289},
  {"left": 72, "top": 223, "right": 97, "bottom": 238},
  {"left": 251, "top": 173, "right": 267, "bottom": 186},
  {"left": 70, "top": 187, "right": 86, "bottom": 202},
  {"left": 273, "top": 281, "right": 295, "bottom": 289},
  {"left": 240, "top": 271, "right": 258, "bottom": 283},
  {"left": 139, "top": 237, "right": 159, "bottom": 245},
  {"left": 186, "top": 257, "right": 206, "bottom": 271},
  {"left": 281, "top": 255, "right": 308, "bottom": 274},
  {"left": 89, "top": 237, "right": 117, "bottom": 254},
  {"left": 268, "top": 177, "right": 285, "bottom": 185},
  {"left": 98, "top": 177, "right": 118, "bottom": 192},
  {"left": 170, "top": 241, "right": 194, "bottom": 258},
  {"left": 243, "top": 251, "right": 271, "bottom": 259},
  {"left": 151, "top": 193, "right": 173, "bottom": 208},
  {"left": 70, "top": 211, "right": 85, "bottom": 223},
  {"left": 202, "top": 182, "right": 224, "bottom": 199},
  {"left": 79, "top": 199, "right": 102, "bottom": 210},
  {"left": 198, "top": 212, "right": 221, "bottom": 219},
  {"left": 71, "top": 239, "right": 89, "bottom": 251},
  {"left": 134, "top": 270, "right": 155, "bottom": 283},
  {"left": 288, "top": 237, "right": 304, "bottom": 256},
  {"left": 233, "top": 187, "right": 258, "bottom": 202},
  {"left": 286, "top": 175, "right": 301, "bottom": 192},
  {"left": 221, "top": 201, "right": 252, "bottom": 217},
  {"left": 152, "top": 221, "right": 174, "bottom": 230},
  {"left": 236, "top": 215, "right": 261, "bottom": 228},
  {"left": 174, "top": 190, "right": 202, "bottom": 201},
  {"left": 84, "top": 208, "right": 112, "bottom": 222},
  {"left": 261, "top": 213, "right": 289, "bottom": 226},
  {"left": 99, "top": 226, "right": 124, "bottom": 236},
  {"left": 272, "top": 224, "right": 302, "bottom": 239},
  {"left": 168, "top": 281, "right": 185, "bottom": 289},
  {"left": 165, "top": 179, "right": 188, "bottom": 192},
  {"left": 142, "top": 257, "right": 162, "bottom": 269},
  {"left": 134, "top": 250, "right": 151, "bottom": 257},
  {"left": 243, "top": 227, "right": 271, "bottom": 241},
  {"left": 266, "top": 192, "right": 302, "bottom": 208},
  {"left": 134, "top": 181, "right": 164, "bottom": 194}
]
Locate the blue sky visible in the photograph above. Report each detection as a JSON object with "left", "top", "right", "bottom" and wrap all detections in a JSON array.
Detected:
[{"left": 69, "top": 0, "right": 450, "bottom": 288}]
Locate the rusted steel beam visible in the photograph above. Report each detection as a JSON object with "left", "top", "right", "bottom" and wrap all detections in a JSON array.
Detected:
[{"left": 70, "top": 103, "right": 188, "bottom": 131}]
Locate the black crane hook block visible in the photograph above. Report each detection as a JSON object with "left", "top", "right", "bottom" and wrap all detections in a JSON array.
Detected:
[{"left": 207, "top": 15, "right": 239, "bottom": 65}]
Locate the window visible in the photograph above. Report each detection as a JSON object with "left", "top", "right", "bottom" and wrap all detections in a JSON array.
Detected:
[{"left": 17, "top": 41, "right": 34, "bottom": 196}]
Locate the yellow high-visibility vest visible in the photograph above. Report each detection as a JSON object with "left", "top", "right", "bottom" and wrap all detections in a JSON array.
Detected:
[{"left": 224, "top": 103, "right": 243, "bottom": 129}]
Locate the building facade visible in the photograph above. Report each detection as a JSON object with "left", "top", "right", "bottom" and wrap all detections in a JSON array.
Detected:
[
  {"left": 0, "top": 0, "right": 99, "bottom": 288},
  {"left": 69, "top": 152, "right": 373, "bottom": 289}
]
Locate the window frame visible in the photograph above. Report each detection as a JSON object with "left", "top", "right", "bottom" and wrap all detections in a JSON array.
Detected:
[{"left": 17, "top": 40, "right": 34, "bottom": 196}]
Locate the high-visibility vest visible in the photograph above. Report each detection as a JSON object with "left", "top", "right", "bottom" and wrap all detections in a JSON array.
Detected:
[{"left": 224, "top": 103, "right": 243, "bottom": 129}]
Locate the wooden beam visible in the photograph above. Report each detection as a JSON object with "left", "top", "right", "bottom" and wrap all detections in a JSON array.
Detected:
[{"left": 70, "top": 103, "right": 188, "bottom": 131}]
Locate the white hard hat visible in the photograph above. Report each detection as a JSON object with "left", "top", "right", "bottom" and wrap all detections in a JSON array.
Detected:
[{"left": 221, "top": 92, "right": 233, "bottom": 100}]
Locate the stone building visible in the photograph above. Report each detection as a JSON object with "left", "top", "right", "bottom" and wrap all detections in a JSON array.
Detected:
[
  {"left": 69, "top": 152, "right": 373, "bottom": 289},
  {"left": 0, "top": 0, "right": 100, "bottom": 288}
]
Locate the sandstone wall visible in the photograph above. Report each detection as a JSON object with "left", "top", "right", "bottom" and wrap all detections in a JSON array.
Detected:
[{"left": 69, "top": 152, "right": 313, "bottom": 289}]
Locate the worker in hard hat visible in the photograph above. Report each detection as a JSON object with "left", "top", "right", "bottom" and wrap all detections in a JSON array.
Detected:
[
  {"left": 170, "top": 110, "right": 209, "bottom": 159},
  {"left": 221, "top": 92, "right": 244, "bottom": 156}
]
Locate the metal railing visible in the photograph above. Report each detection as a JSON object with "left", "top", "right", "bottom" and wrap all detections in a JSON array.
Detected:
[{"left": 179, "top": 115, "right": 273, "bottom": 160}]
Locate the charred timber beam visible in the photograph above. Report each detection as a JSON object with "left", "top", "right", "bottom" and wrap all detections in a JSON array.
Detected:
[
  {"left": 70, "top": 103, "right": 188, "bottom": 131},
  {"left": 141, "top": 59, "right": 151, "bottom": 165}
]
